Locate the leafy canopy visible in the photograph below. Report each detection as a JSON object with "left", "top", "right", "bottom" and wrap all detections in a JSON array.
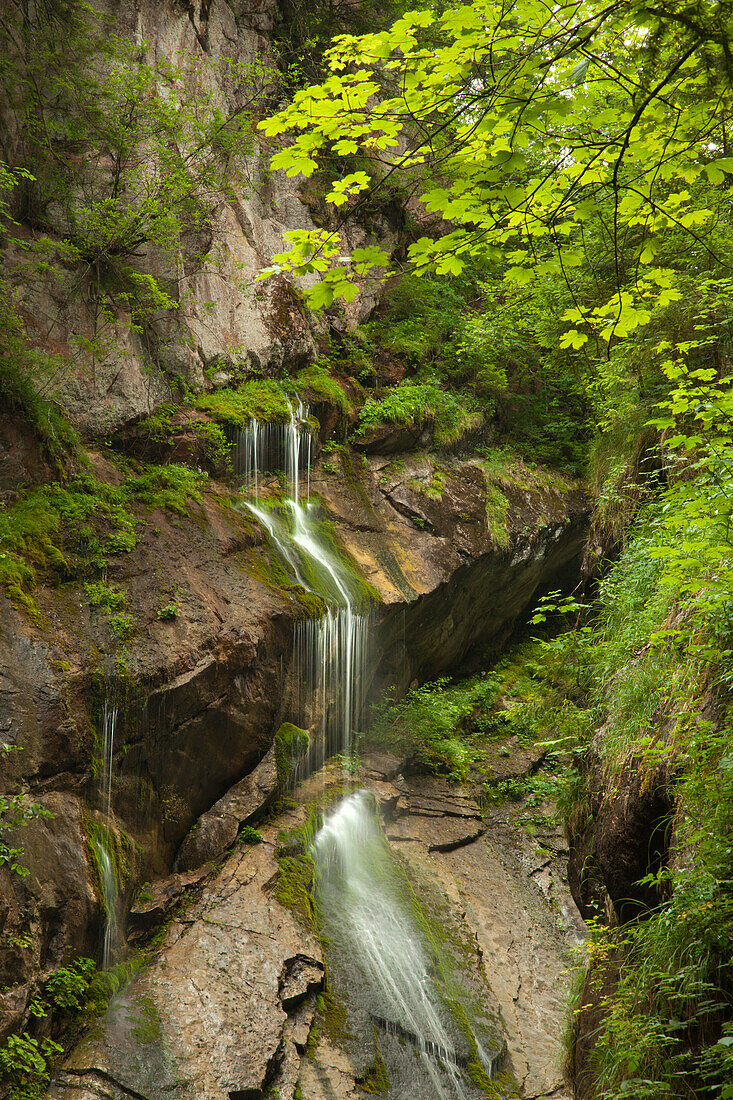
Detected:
[{"left": 260, "top": 0, "right": 733, "bottom": 322}]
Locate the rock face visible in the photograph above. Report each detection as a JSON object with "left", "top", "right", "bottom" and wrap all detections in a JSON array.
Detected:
[
  {"left": 313, "top": 449, "right": 590, "bottom": 690},
  {"left": 0, "top": 0, "right": 591, "bottom": 1070},
  {"left": 566, "top": 731, "right": 675, "bottom": 924},
  {"left": 47, "top": 835, "right": 324, "bottom": 1100},
  {"left": 174, "top": 742, "right": 278, "bottom": 871},
  {"left": 4, "top": 0, "right": 396, "bottom": 440},
  {"left": 0, "top": 438, "right": 589, "bottom": 1043},
  {"left": 46, "top": 758, "right": 585, "bottom": 1100}
]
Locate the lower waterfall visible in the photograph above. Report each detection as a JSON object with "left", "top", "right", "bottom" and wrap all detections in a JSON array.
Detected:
[{"left": 312, "top": 791, "right": 502, "bottom": 1099}]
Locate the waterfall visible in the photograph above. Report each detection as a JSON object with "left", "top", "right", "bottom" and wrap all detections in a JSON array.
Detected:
[
  {"left": 230, "top": 398, "right": 312, "bottom": 500},
  {"left": 91, "top": 828, "right": 120, "bottom": 971},
  {"left": 312, "top": 792, "right": 500, "bottom": 1099},
  {"left": 94, "top": 697, "right": 121, "bottom": 969},
  {"left": 242, "top": 400, "right": 370, "bottom": 775},
  {"left": 100, "top": 697, "right": 117, "bottom": 822}
]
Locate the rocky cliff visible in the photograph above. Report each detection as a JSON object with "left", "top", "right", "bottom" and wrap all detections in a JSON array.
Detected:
[{"left": 0, "top": 0, "right": 595, "bottom": 1092}]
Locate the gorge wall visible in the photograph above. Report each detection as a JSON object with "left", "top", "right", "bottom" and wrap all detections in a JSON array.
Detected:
[{"left": 0, "top": 3, "right": 601, "bottom": 1098}]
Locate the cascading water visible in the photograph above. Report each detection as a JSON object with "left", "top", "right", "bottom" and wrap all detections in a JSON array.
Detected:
[
  {"left": 100, "top": 697, "right": 117, "bottom": 824},
  {"left": 93, "top": 697, "right": 121, "bottom": 969},
  {"left": 240, "top": 399, "right": 370, "bottom": 774},
  {"left": 312, "top": 792, "right": 501, "bottom": 1098},
  {"left": 231, "top": 398, "right": 312, "bottom": 501},
  {"left": 91, "top": 829, "right": 120, "bottom": 971},
  {"left": 240, "top": 399, "right": 502, "bottom": 1095}
]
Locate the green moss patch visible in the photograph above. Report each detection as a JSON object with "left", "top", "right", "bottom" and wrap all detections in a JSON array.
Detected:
[
  {"left": 275, "top": 722, "right": 311, "bottom": 786},
  {"left": 195, "top": 379, "right": 291, "bottom": 426},
  {"left": 288, "top": 362, "right": 352, "bottom": 415}
]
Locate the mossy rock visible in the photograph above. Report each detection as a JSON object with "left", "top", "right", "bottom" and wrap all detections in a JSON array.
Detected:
[
  {"left": 195, "top": 380, "right": 291, "bottom": 426},
  {"left": 275, "top": 722, "right": 311, "bottom": 786},
  {"left": 284, "top": 583, "right": 329, "bottom": 620}
]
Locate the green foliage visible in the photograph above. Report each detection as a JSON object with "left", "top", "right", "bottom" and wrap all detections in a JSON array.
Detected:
[
  {"left": 44, "top": 957, "right": 96, "bottom": 1012},
  {"left": 261, "top": 0, "right": 733, "bottom": 312},
  {"left": 124, "top": 463, "right": 205, "bottom": 517},
  {"left": 238, "top": 825, "right": 264, "bottom": 845},
  {"left": 156, "top": 595, "right": 179, "bottom": 621},
  {"left": 287, "top": 361, "right": 351, "bottom": 415},
  {"left": 582, "top": 708, "right": 733, "bottom": 1099},
  {"left": 368, "top": 676, "right": 499, "bottom": 783},
  {"left": 85, "top": 580, "right": 126, "bottom": 614},
  {"left": 647, "top": 357, "right": 733, "bottom": 611},
  {"left": 0, "top": 746, "right": 54, "bottom": 878},
  {"left": 84, "top": 580, "right": 134, "bottom": 642},
  {"left": 273, "top": 0, "right": 412, "bottom": 94},
  {"left": 274, "top": 805, "right": 322, "bottom": 930},
  {"left": 195, "top": 380, "right": 292, "bottom": 426},
  {"left": 0, "top": 1033, "right": 62, "bottom": 1099},
  {"left": 1, "top": 1, "right": 271, "bottom": 397},
  {"left": 357, "top": 380, "right": 479, "bottom": 448}
]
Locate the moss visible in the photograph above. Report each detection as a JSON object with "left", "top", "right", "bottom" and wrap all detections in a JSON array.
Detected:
[
  {"left": 466, "top": 1061, "right": 504, "bottom": 1096},
  {"left": 317, "top": 983, "right": 352, "bottom": 1046},
  {"left": 195, "top": 379, "right": 291, "bottom": 426},
  {"left": 288, "top": 361, "right": 352, "bottom": 415},
  {"left": 355, "top": 379, "right": 481, "bottom": 448},
  {"left": 84, "top": 818, "right": 134, "bottom": 890},
  {"left": 303, "top": 506, "right": 380, "bottom": 611},
  {"left": 283, "top": 583, "right": 329, "bottom": 620},
  {"left": 274, "top": 853, "right": 316, "bottom": 928},
  {"left": 129, "top": 994, "right": 163, "bottom": 1044},
  {"left": 124, "top": 464, "right": 206, "bottom": 517},
  {"left": 0, "top": 470, "right": 142, "bottom": 613},
  {"left": 275, "top": 722, "right": 311, "bottom": 786},
  {"left": 359, "top": 1039, "right": 390, "bottom": 1093},
  {"left": 340, "top": 448, "right": 380, "bottom": 517},
  {"left": 85, "top": 580, "right": 127, "bottom": 614},
  {"left": 483, "top": 482, "right": 510, "bottom": 548}
]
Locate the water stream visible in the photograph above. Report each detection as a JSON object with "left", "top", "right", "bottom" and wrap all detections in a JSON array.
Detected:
[
  {"left": 236, "top": 400, "right": 501, "bottom": 1095},
  {"left": 94, "top": 697, "right": 121, "bottom": 970},
  {"left": 239, "top": 399, "right": 370, "bottom": 774},
  {"left": 312, "top": 792, "right": 501, "bottom": 1098}
]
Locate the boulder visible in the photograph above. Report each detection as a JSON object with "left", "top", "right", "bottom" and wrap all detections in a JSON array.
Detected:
[{"left": 174, "top": 743, "right": 278, "bottom": 871}]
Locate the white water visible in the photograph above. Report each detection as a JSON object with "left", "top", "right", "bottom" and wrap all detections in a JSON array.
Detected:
[
  {"left": 96, "top": 697, "right": 121, "bottom": 969},
  {"left": 313, "top": 792, "right": 496, "bottom": 1099},
  {"left": 239, "top": 401, "right": 501, "bottom": 1094},
  {"left": 240, "top": 399, "right": 370, "bottom": 775},
  {"left": 91, "top": 831, "right": 119, "bottom": 970},
  {"left": 231, "top": 398, "right": 312, "bottom": 501},
  {"left": 100, "top": 698, "right": 117, "bottom": 821}
]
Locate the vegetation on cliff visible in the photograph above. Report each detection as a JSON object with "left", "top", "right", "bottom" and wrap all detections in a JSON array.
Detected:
[
  {"left": 256, "top": 2, "right": 733, "bottom": 1095},
  {"left": 2, "top": 0, "right": 733, "bottom": 1096}
]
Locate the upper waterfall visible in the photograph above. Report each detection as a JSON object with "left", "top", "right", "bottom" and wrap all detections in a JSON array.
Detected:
[{"left": 237, "top": 399, "right": 372, "bottom": 775}]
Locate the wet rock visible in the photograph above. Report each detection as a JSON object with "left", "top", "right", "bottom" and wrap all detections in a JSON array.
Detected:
[
  {"left": 298, "top": 1037, "right": 360, "bottom": 1100},
  {"left": 593, "top": 757, "right": 674, "bottom": 922},
  {"left": 352, "top": 421, "right": 433, "bottom": 454},
  {"left": 387, "top": 814, "right": 485, "bottom": 851},
  {"left": 360, "top": 750, "right": 404, "bottom": 781},
  {"left": 279, "top": 954, "right": 325, "bottom": 1010},
  {"left": 481, "top": 737, "right": 547, "bottom": 785},
  {"left": 174, "top": 743, "right": 278, "bottom": 871},
  {"left": 127, "top": 870, "right": 208, "bottom": 941},
  {"left": 311, "top": 453, "right": 590, "bottom": 689},
  {"left": 48, "top": 839, "right": 323, "bottom": 1100},
  {"left": 0, "top": 984, "right": 29, "bottom": 1042}
]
